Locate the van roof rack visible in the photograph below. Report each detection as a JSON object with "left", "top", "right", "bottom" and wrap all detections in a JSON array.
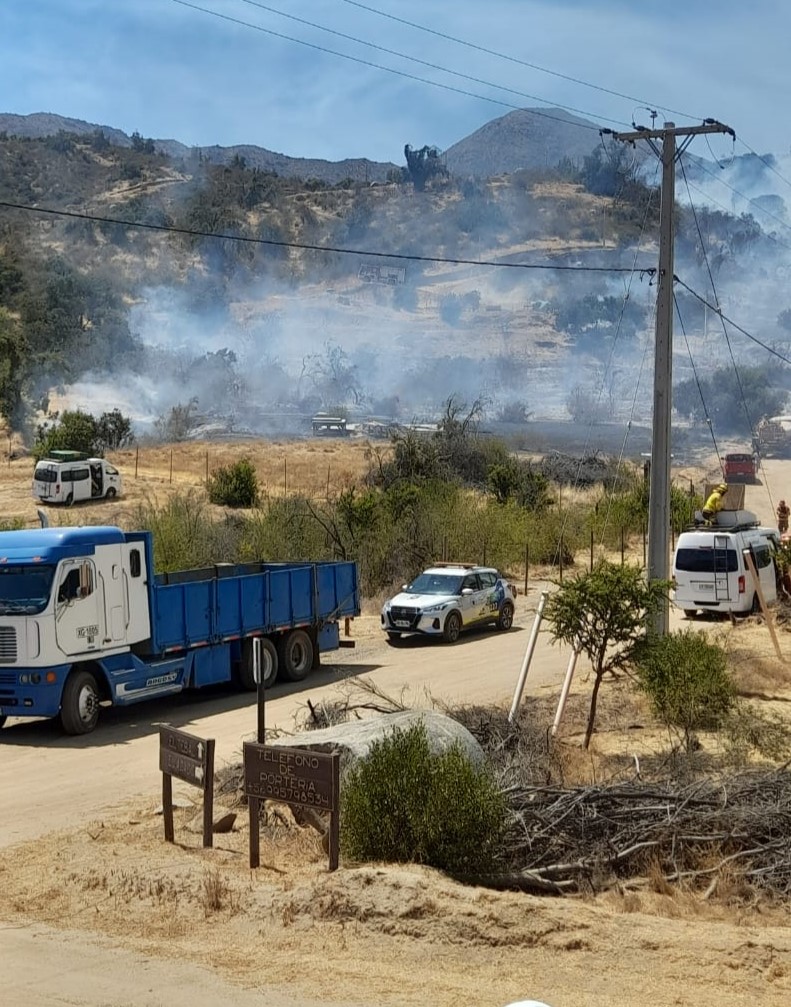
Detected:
[{"left": 431, "top": 561, "right": 478, "bottom": 568}]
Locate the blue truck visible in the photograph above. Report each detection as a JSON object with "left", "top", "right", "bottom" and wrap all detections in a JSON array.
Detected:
[{"left": 0, "top": 526, "right": 360, "bottom": 734}]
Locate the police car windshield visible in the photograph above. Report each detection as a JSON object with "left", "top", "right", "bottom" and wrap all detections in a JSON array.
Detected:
[
  {"left": 0, "top": 565, "right": 56, "bottom": 614},
  {"left": 406, "top": 573, "right": 464, "bottom": 595}
]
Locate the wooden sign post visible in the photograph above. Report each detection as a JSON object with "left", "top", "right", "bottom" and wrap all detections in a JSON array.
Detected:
[
  {"left": 243, "top": 743, "right": 340, "bottom": 871},
  {"left": 159, "top": 727, "right": 216, "bottom": 848}
]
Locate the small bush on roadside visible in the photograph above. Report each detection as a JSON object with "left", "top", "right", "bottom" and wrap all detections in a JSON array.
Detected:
[
  {"left": 207, "top": 458, "right": 259, "bottom": 508},
  {"left": 634, "top": 630, "right": 735, "bottom": 747},
  {"left": 341, "top": 722, "right": 507, "bottom": 877}
]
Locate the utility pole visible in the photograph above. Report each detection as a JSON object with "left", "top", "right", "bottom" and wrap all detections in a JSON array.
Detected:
[{"left": 604, "top": 119, "right": 734, "bottom": 634}]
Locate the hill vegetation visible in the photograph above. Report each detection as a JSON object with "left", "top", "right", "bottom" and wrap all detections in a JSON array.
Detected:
[{"left": 0, "top": 120, "right": 786, "bottom": 436}]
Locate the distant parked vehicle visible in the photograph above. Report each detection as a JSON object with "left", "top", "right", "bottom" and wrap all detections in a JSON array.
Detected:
[
  {"left": 32, "top": 452, "right": 122, "bottom": 505},
  {"left": 723, "top": 452, "right": 757, "bottom": 483}
]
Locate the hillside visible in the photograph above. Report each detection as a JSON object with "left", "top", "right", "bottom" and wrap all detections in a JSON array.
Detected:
[
  {"left": 444, "top": 107, "right": 602, "bottom": 177},
  {"left": 0, "top": 118, "right": 787, "bottom": 446},
  {"left": 0, "top": 111, "right": 399, "bottom": 184}
]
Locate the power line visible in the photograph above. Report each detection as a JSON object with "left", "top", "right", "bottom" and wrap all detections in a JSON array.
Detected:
[
  {"left": 737, "top": 137, "right": 791, "bottom": 199},
  {"left": 674, "top": 277, "right": 791, "bottom": 367},
  {"left": 0, "top": 199, "right": 652, "bottom": 273},
  {"left": 686, "top": 154, "right": 791, "bottom": 239},
  {"left": 172, "top": 0, "right": 605, "bottom": 132},
  {"left": 233, "top": 0, "right": 632, "bottom": 129},
  {"left": 681, "top": 175, "right": 791, "bottom": 257},
  {"left": 339, "top": 0, "right": 704, "bottom": 123},
  {"left": 673, "top": 291, "right": 722, "bottom": 469}
]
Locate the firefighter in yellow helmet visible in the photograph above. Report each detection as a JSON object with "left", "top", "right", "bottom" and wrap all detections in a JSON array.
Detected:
[{"left": 702, "top": 482, "right": 728, "bottom": 525}]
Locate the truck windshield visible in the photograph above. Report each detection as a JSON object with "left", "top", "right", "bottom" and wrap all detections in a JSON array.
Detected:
[
  {"left": 406, "top": 573, "right": 464, "bottom": 595},
  {"left": 0, "top": 565, "right": 56, "bottom": 614}
]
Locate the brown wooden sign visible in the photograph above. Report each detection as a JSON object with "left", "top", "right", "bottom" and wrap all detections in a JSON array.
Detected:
[
  {"left": 243, "top": 742, "right": 340, "bottom": 871},
  {"left": 159, "top": 726, "right": 215, "bottom": 848}
]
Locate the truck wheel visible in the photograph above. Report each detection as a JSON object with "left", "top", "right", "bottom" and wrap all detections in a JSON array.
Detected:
[
  {"left": 105, "top": 487, "right": 117, "bottom": 499},
  {"left": 239, "top": 637, "right": 278, "bottom": 690},
  {"left": 442, "top": 611, "right": 462, "bottom": 643},
  {"left": 60, "top": 669, "right": 100, "bottom": 735},
  {"left": 278, "top": 629, "right": 314, "bottom": 682},
  {"left": 497, "top": 602, "right": 514, "bottom": 631}
]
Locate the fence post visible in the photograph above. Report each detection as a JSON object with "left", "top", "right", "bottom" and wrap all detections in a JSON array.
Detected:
[
  {"left": 205, "top": 450, "right": 209, "bottom": 482},
  {"left": 523, "top": 542, "right": 529, "bottom": 596},
  {"left": 620, "top": 526, "right": 625, "bottom": 565},
  {"left": 169, "top": 449, "right": 173, "bottom": 484},
  {"left": 482, "top": 541, "right": 487, "bottom": 566},
  {"left": 284, "top": 457, "right": 288, "bottom": 495},
  {"left": 642, "top": 522, "right": 647, "bottom": 567},
  {"left": 559, "top": 536, "right": 564, "bottom": 583},
  {"left": 135, "top": 445, "right": 139, "bottom": 479},
  {"left": 590, "top": 529, "right": 594, "bottom": 572}
]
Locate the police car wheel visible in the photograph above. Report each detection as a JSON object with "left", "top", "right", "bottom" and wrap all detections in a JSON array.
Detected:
[
  {"left": 442, "top": 611, "right": 462, "bottom": 643},
  {"left": 497, "top": 602, "right": 514, "bottom": 631}
]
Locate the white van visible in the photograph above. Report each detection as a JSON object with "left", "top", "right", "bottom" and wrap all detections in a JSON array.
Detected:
[
  {"left": 672, "top": 521, "right": 777, "bottom": 617},
  {"left": 32, "top": 457, "right": 122, "bottom": 505}
]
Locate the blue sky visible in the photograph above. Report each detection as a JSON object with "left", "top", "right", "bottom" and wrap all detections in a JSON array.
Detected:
[{"left": 1, "top": 0, "right": 788, "bottom": 163}]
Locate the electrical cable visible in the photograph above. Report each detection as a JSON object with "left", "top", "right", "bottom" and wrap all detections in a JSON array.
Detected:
[
  {"left": 737, "top": 137, "right": 791, "bottom": 198},
  {"left": 678, "top": 158, "right": 776, "bottom": 510},
  {"left": 171, "top": 0, "right": 605, "bottom": 133},
  {"left": 673, "top": 278, "right": 791, "bottom": 366},
  {"left": 548, "top": 165, "right": 660, "bottom": 570},
  {"left": 0, "top": 199, "right": 653, "bottom": 274},
  {"left": 687, "top": 155, "right": 791, "bottom": 240},
  {"left": 338, "top": 0, "right": 705, "bottom": 123},
  {"left": 673, "top": 291, "right": 723, "bottom": 471},
  {"left": 232, "top": 0, "right": 632, "bottom": 129},
  {"left": 681, "top": 176, "right": 791, "bottom": 257}
]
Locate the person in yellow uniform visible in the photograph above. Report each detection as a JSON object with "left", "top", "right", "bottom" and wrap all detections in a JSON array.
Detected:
[{"left": 702, "top": 482, "right": 728, "bottom": 525}]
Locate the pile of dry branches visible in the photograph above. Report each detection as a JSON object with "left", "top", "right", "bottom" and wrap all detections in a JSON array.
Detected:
[{"left": 494, "top": 768, "right": 791, "bottom": 897}]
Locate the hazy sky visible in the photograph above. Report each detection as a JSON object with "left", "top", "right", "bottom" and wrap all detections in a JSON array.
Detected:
[{"left": 1, "top": 0, "right": 788, "bottom": 163}]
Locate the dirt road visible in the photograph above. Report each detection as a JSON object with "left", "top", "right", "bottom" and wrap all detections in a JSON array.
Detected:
[{"left": 0, "top": 598, "right": 572, "bottom": 848}]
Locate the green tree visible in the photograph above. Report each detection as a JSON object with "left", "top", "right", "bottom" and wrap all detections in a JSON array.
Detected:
[
  {"left": 34, "top": 409, "right": 99, "bottom": 459},
  {"left": 544, "top": 561, "right": 669, "bottom": 748},
  {"left": 674, "top": 364, "right": 787, "bottom": 434},
  {"left": 0, "top": 307, "right": 26, "bottom": 422}
]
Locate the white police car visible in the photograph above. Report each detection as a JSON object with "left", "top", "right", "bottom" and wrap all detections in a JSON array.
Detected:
[{"left": 381, "top": 564, "right": 517, "bottom": 644}]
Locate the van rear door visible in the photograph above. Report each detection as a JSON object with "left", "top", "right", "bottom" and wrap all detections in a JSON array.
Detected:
[{"left": 674, "top": 542, "right": 738, "bottom": 604}]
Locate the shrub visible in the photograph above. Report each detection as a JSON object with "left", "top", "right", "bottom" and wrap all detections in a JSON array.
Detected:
[
  {"left": 341, "top": 722, "right": 507, "bottom": 877},
  {"left": 634, "top": 629, "right": 735, "bottom": 747},
  {"left": 34, "top": 408, "right": 134, "bottom": 459},
  {"left": 207, "top": 458, "right": 259, "bottom": 508}
]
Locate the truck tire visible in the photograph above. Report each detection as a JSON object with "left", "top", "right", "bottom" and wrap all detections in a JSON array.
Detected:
[
  {"left": 60, "top": 669, "right": 100, "bottom": 735},
  {"left": 278, "top": 629, "right": 314, "bottom": 682},
  {"left": 442, "top": 611, "right": 462, "bottom": 643},
  {"left": 239, "top": 637, "right": 278, "bottom": 690},
  {"left": 497, "top": 602, "right": 514, "bottom": 631}
]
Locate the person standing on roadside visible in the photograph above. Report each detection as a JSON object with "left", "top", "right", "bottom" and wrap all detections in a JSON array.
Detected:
[{"left": 777, "top": 499, "right": 790, "bottom": 534}]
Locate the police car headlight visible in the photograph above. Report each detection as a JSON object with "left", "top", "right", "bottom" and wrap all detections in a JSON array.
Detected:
[{"left": 424, "top": 602, "right": 449, "bottom": 613}]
